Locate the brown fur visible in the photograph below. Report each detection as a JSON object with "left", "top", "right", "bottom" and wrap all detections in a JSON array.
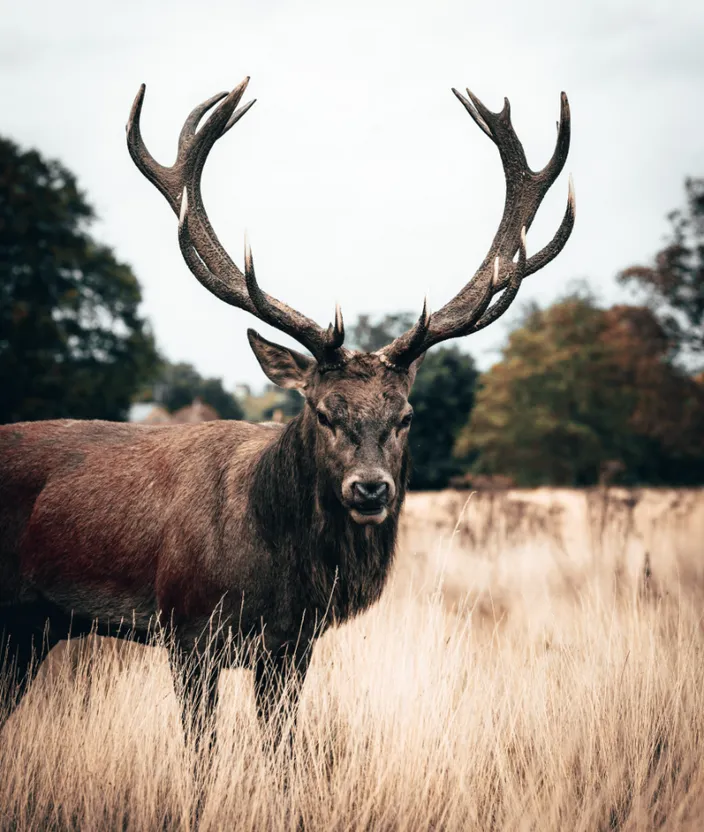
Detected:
[{"left": 0, "top": 348, "right": 419, "bottom": 743}]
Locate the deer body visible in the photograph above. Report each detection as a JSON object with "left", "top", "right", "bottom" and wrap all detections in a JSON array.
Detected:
[
  {"left": 2, "top": 419, "right": 292, "bottom": 639},
  {"left": 1, "top": 358, "right": 408, "bottom": 733},
  {"left": 0, "top": 75, "right": 574, "bottom": 744}
]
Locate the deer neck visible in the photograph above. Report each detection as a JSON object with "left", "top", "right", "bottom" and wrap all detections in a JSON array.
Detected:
[{"left": 250, "top": 412, "right": 408, "bottom": 623}]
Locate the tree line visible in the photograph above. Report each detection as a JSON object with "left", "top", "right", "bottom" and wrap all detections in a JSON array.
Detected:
[{"left": 1, "top": 137, "right": 702, "bottom": 488}]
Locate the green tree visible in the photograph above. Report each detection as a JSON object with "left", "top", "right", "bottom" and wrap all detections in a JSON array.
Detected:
[
  {"left": 408, "top": 346, "right": 479, "bottom": 489},
  {"left": 348, "top": 312, "right": 417, "bottom": 353},
  {"left": 456, "top": 292, "right": 704, "bottom": 486},
  {"left": 0, "top": 137, "right": 158, "bottom": 423},
  {"left": 261, "top": 388, "right": 304, "bottom": 421},
  {"left": 145, "top": 361, "right": 243, "bottom": 420},
  {"left": 348, "top": 312, "right": 478, "bottom": 489},
  {"left": 618, "top": 177, "right": 704, "bottom": 359}
]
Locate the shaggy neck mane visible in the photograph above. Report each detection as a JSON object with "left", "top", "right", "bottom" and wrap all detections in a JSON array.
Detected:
[{"left": 250, "top": 412, "right": 408, "bottom": 624}]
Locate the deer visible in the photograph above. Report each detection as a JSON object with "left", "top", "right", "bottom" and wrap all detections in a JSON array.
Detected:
[{"left": 0, "top": 77, "right": 574, "bottom": 747}]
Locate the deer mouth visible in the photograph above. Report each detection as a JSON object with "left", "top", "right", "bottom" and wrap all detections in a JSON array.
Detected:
[{"left": 349, "top": 506, "right": 389, "bottom": 525}]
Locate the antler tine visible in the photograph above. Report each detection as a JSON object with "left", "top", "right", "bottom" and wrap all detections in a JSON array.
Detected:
[
  {"left": 380, "top": 86, "right": 575, "bottom": 367},
  {"left": 126, "top": 85, "right": 177, "bottom": 212},
  {"left": 470, "top": 227, "right": 528, "bottom": 334},
  {"left": 522, "top": 174, "right": 575, "bottom": 278},
  {"left": 128, "top": 80, "right": 349, "bottom": 363},
  {"left": 177, "top": 189, "right": 256, "bottom": 312},
  {"left": 243, "top": 236, "right": 350, "bottom": 359},
  {"left": 326, "top": 303, "right": 345, "bottom": 350},
  {"left": 451, "top": 88, "right": 492, "bottom": 138},
  {"left": 539, "top": 92, "right": 571, "bottom": 186},
  {"left": 222, "top": 99, "right": 258, "bottom": 136},
  {"left": 492, "top": 174, "right": 576, "bottom": 293},
  {"left": 243, "top": 235, "right": 268, "bottom": 315},
  {"left": 404, "top": 294, "right": 431, "bottom": 354},
  {"left": 178, "top": 91, "right": 229, "bottom": 150},
  {"left": 377, "top": 294, "right": 431, "bottom": 366}
]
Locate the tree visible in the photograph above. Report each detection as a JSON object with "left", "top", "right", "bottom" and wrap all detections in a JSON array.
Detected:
[
  {"left": 144, "top": 361, "right": 244, "bottom": 420},
  {"left": 456, "top": 292, "right": 704, "bottom": 486},
  {"left": 0, "top": 137, "right": 158, "bottom": 423},
  {"left": 348, "top": 312, "right": 417, "bottom": 353},
  {"left": 408, "top": 346, "right": 479, "bottom": 489},
  {"left": 618, "top": 177, "right": 704, "bottom": 359},
  {"left": 262, "top": 388, "right": 304, "bottom": 421},
  {"left": 348, "top": 312, "right": 478, "bottom": 489},
  {"left": 600, "top": 304, "right": 704, "bottom": 481}
]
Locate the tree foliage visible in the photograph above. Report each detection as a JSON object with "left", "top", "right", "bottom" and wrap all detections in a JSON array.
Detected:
[
  {"left": 348, "top": 312, "right": 417, "bottom": 353},
  {"left": 456, "top": 292, "right": 704, "bottom": 486},
  {"left": 143, "top": 361, "right": 244, "bottom": 420},
  {"left": 349, "top": 312, "right": 478, "bottom": 489},
  {"left": 618, "top": 177, "right": 704, "bottom": 359},
  {"left": 264, "top": 388, "right": 304, "bottom": 421},
  {"left": 0, "top": 137, "right": 158, "bottom": 423},
  {"left": 408, "top": 346, "right": 479, "bottom": 489}
]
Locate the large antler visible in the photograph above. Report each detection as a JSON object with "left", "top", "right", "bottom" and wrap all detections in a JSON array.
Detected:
[
  {"left": 126, "top": 78, "right": 347, "bottom": 363},
  {"left": 378, "top": 88, "right": 576, "bottom": 368}
]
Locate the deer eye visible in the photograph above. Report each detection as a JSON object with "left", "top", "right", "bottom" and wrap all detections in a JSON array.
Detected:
[
  {"left": 317, "top": 411, "right": 332, "bottom": 429},
  {"left": 399, "top": 412, "right": 413, "bottom": 429}
]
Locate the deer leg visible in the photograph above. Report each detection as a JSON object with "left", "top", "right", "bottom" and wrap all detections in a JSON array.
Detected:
[
  {"left": 168, "top": 640, "right": 221, "bottom": 826},
  {"left": 168, "top": 641, "right": 221, "bottom": 761},
  {"left": 253, "top": 643, "right": 312, "bottom": 751},
  {"left": 0, "top": 603, "right": 64, "bottom": 729}
]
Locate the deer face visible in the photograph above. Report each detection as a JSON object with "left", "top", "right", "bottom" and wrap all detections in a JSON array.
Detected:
[{"left": 249, "top": 332, "right": 422, "bottom": 525}]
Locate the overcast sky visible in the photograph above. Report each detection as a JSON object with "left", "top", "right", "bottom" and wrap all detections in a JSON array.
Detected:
[{"left": 3, "top": 0, "right": 703, "bottom": 390}]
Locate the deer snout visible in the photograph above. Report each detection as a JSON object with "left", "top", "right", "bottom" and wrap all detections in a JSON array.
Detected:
[
  {"left": 343, "top": 473, "right": 395, "bottom": 524},
  {"left": 352, "top": 481, "right": 389, "bottom": 503}
]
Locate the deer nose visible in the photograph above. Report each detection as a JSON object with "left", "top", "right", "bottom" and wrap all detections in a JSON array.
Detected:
[{"left": 352, "top": 481, "right": 389, "bottom": 504}]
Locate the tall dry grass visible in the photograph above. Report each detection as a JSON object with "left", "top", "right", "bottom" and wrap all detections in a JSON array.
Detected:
[{"left": 1, "top": 487, "right": 704, "bottom": 831}]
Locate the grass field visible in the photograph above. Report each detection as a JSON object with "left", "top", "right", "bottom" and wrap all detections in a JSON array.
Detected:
[{"left": 1, "top": 488, "right": 704, "bottom": 831}]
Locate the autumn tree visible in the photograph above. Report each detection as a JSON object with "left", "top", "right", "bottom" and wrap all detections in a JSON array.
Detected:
[
  {"left": 0, "top": 137, "right": 158, "bottom": 423},
  {"left": 456, "top": 292, "right": 704, "bottom": 486},
  {"left": 618, "top": 177, "right": 704, "bottom": 359}
]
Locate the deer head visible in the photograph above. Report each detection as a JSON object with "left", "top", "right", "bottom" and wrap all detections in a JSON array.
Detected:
[{"left": 127, "top": 77, "right": 575, "bottom": 524}]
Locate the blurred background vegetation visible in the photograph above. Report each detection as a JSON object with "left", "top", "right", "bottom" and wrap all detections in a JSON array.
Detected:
[{"left": 1, "top": 137, "right": 702, "bottom": 488}]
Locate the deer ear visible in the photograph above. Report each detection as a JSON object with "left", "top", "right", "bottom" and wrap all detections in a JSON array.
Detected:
[{"left": 247, "top": 330, "right": 314, "bottom": 390}]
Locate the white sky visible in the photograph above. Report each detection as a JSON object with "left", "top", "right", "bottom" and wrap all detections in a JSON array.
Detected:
[{"left": 2, "top": 0, "right": 703, "bottom": 391}]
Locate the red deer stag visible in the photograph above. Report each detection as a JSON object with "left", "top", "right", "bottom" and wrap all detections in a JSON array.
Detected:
[{"left": 0, "top": 77, "right": 574, "bottom": 742}]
